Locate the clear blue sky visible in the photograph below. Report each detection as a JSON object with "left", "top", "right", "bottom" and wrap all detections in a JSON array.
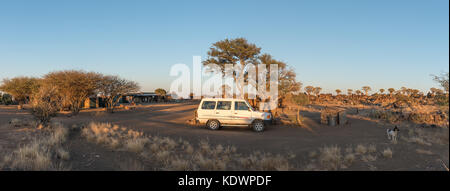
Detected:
[{"left": 0, "top": 0, "right": 448, "bottom": 93}]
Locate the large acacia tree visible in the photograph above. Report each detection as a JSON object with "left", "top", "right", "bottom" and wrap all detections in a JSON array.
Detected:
[
  {"left": 203, "top": 38, "right": 261, "bottom": 98},
  {"left": 203, "top": 38, "right": 301, "bottom": 106},
  {"left": 256, "top": 54, "right": 301, "bottom": 104},
  {"left": 98, "top": 75, "right": 140, "bottom": 113},
  {"left": 43, "top": 70, "right": 102, "bottom": 115},
  {"left": 0, "top": 77, "right": 40, "bottom": 108}
]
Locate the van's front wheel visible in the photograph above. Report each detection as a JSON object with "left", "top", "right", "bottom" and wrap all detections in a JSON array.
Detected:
[
  {"left": 252, "top": 120, "right": 265, "bottom": 132},
  {"left": 207, "top": 120, "right": 220, "bottom": 130}
]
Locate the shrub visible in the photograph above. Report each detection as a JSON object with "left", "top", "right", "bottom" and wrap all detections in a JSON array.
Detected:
[
  {"left": 355, "top": 144, "right": 367, "bottom": 155},
  {"left": 382, "top": 148, "right": 393, "bottom": 158},
  {"left": 318, "top": 146, "right": 342, "bottom": 171},
  {"left": 31, "top": 85, "right": 62, "bottom": 125}
]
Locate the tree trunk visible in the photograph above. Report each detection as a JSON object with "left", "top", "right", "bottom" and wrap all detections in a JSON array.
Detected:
[{"left": 296, "top": 107, "right": 302, "bottom": 126}]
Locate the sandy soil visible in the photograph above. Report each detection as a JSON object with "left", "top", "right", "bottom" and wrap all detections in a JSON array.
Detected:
[{"left": 0, "top": 102, "right": 448, "bottom": 171}]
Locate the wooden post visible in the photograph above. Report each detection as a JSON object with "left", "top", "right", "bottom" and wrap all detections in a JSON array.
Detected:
[
  {"left": 328, "top": 115, "right": 337, "bottom": 126},
  {"left": 338, "top": 110, "right": 347, "bottom": 125}
]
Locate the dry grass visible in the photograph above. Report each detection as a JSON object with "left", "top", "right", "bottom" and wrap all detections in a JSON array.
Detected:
[
  {"left": 82, "top": 122, "right": 296, "bottom": 171},
  {"left": 345, "top": 147, "right": 353, "bottom": 154},
  {"left": 124, "top": 137, "right": 149, "bottom": 153},
  {"left": 82, "top": 122, "right": 147, "bottom": 151},
  {"left": 367, "top": 144, "right": 377, "bottom": 153},
  {"left": 239, "top": 152, "right": 291, "bottom": 171},
  {"left": 361, "top": 154, "right": 377, "bottom": 162},
  {"left": 382, "top": 148, "right": 393, "bottom": 158},
  {"left": 118, "top": 159, "right": 145, "bottom": 171},
  {"left": 309, "top": 151, "right": 317, "bottom": 158},
  {"left": 403, "top": 128, "right": 449, "bottom": 146},
  {"left": 318, "top": 145, "right": 342, "bottom": 171},
  {"left": 8, "top": 118, "right": 38, "bottom": 128},
  {"left": 1, "top": 123, "right": 70, "bottom": 171},
  {"left": 343, "top": 153, "right": 355, "bottom": 168},
  {"left": 168, "top": 158, "right": 191, "bottom": 171},
  {"left": 306, "top": 143, "right": 392, "bottom": 171},
  {"left": 416, "top": 149, "right": 433, "bottom": 155},
  {"left": 355, "top": 144, "right": 367, "bottom": 155}
]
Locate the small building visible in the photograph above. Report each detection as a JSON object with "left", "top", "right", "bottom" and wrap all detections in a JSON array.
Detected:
[{"left": 83, "top": 92, "right": 170, "bottom": 108}]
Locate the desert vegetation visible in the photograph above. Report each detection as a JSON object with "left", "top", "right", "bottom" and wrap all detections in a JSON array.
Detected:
[
  {"left": 1, "top": 121, "right": 70, "bottom": 170},
  {"left": 0, "top": 38, "right": 448, "bottom": 171},
  {"left": 81, "top": 122, "right": 295, "bottom": 171},
  {"left": 1, "top": 70, "right": 140, "bottom": 125}
]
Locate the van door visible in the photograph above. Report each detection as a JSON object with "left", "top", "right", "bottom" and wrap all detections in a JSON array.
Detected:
[
  {"left": 215, "top": 101, "right": 233, "bottom": 124},
  {"left": 197, "top": 101, "right": 216, "bottom": 123},
  {"left": 232, "top": 101, "right": 253, "bottom": 124}
]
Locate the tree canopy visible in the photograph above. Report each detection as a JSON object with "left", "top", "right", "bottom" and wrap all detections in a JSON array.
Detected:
[{"left": 0, "top": 77, "right": 40, "bottom": 106}]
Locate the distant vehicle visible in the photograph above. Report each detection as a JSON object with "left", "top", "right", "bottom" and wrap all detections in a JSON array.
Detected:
[{"left": 196, "top": 98, "right": 272, "bottom": 132}]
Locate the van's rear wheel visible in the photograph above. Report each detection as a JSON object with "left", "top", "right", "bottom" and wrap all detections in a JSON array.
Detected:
[
  {"left": 252, "top": 120, "right": 264, "bottom": 132},
  {"left": 207, "top": 120, "right": 220, "bottom": 130}
]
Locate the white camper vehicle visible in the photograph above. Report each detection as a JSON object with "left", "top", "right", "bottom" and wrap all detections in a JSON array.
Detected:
[{"left": 195, "top": 98, "right": 272, "bottom": 132}]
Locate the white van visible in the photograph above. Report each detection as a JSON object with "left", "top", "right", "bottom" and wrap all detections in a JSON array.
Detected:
[{"left": 195, "top": 98, "right": 272, "bottom": 132}]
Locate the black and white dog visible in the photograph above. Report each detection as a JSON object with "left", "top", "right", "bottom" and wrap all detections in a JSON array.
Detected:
[{"left": 387, "top": 126, "right": 400, "bottom": 143}]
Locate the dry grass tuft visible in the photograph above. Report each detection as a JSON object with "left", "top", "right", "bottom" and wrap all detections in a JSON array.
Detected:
[
  {"left": 361, "top": 154, "right": 377, "bottom": 162},
  {"left": 367, "top": 144, "right": 377, "bottom": 153},
  {"left": 382, "top": 148, "right": 393, "bottom": 158},
  {"left": 343, "top": 153, "right": 355, "bottom": 168},
  {"left": 318, "top": 145, "right": 342, "bottom": 171},
  {"left": 355, "top": 144, "right": 367, "bottom": 155},
  {"left": 82, "top": 122, "right": 148, "bottom": 151},
  {"left": 125, "top": 137, "right": 149, "bottom": 153}
]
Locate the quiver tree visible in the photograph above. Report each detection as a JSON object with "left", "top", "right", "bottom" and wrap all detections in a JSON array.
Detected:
[
  {"left": 305, "top": 86, "right": 315, "bottom": 97},
  {"left": 388, "top": 88, "right": 395, "bottom": 96},
  {"left": 347, "top": 89, "right": 353, "bottom": 96},
  {"left": 362, "top": 86, "right": 371, "bottom": 95},
  {"left": 314, "top": 87, "right": 322, "bottom": 96},
  {"left": 98, "top": 75, "right": 140, "bottom": 113}
]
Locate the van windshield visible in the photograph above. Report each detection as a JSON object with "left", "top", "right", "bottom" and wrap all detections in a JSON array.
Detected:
[{"left": 235, "top": 101, "right": 249, "bottom": 111}]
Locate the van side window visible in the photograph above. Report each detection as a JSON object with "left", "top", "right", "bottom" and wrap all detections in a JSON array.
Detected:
[
  {"left": 216, "top": 101, "right": 231, "bottom": 110},
  {"left": 235, "top": 101, "right": 249, "bottom": 111},
  {"left": 201, "top": 101, "right": 216, "bottom": 110}
]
